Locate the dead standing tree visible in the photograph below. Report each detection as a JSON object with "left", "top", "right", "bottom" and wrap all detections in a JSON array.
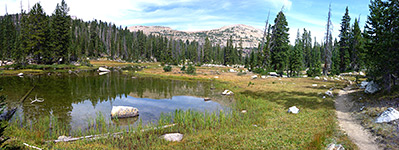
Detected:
[{"left": 323, "top": 4, "right": 333, "bottom": 76}]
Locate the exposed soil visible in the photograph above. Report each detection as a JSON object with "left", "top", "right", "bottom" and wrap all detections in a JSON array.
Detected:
[{"left": 335, "top": 86, "right": 381, "bottom": 150}]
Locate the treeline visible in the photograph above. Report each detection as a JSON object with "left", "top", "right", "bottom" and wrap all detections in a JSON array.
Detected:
[
  {"left": 0, "top": 0, "right": 243, "bottom": 66},
  {"left": 0, "top": 0, "right": 397, "bottom": 90},
  {"left": 242, "top": 0, "right": 398, "bottom": 91}
]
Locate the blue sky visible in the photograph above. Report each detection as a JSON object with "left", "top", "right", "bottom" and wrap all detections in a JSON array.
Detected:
[{"left": 1, "top": 0, "right": 370, "bottom": 44}]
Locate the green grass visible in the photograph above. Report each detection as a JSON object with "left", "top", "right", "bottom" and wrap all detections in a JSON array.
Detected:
[{"left": 2, "top": 66, "right": 357, "bottom": 149}]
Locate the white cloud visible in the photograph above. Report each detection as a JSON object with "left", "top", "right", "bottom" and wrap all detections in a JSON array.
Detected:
[{"left": 264, "top": 0, "right": 292, "bottom": 11}]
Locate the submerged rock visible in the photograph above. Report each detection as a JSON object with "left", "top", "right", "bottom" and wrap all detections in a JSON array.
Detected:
[
  {"left": 375, "top": 107, "right": 399, "bottom": 123},
  {"left": 161, "top": 133, "right": 183, "bottom": 142},
  {"left": 111, "top": 106, "right": 139, "bottom": 118},
  {"left": 288, "top": 106, "right": 299, "bottom": 114}
]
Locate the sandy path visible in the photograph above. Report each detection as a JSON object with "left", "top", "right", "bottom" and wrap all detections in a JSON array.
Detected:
[{"left": 335, "top": 87, "right": 380, "bottom": 150}]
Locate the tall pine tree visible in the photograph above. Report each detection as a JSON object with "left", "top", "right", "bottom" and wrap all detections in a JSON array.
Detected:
[
  {"left": 338, "top": 7, "right": 351, "bottom": 73},
  {"left": 271, "top": 11, "right": 289, "bottom": 76}
]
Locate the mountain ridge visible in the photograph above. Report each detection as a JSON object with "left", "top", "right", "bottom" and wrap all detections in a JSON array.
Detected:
[{"left": 128, "top": 24, "right": 264, "bottom": 48}]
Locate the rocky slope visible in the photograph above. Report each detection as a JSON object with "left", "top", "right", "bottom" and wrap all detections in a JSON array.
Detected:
[{"left": 128, "top": 24, "right": 263, "bottom": 48}]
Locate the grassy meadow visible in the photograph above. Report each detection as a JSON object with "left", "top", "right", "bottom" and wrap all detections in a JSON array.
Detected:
[{"left": 2, "top": 63, "right": 357, "bottom": 149}]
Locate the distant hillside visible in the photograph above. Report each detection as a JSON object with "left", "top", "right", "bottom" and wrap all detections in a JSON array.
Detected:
[{"left": 128, "top": 24, "right": 263, "bottom": 48}]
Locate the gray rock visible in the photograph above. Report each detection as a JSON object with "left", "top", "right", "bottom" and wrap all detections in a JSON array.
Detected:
[
  {"left": 222, "top": 90, "right": 233, "bottom": 95},
  {"left": 325, "top": 90, "right": 333, "bottom": 97},
  {"left": 288, "top": 106, "right": 299, "bottom": 114},
  {"left": 327, "top": 143, "right": 345, "bottom": 150},
  {"left": 269, "top": 72, "right": 278, "bottom": 76},
  {"left": 98, "top": 67, "right": 110, "bottom": 72},
  {"left": 365, "top": 81, "right": 380, "bottom": 94},
  {"left": 111, "top": 106, "right": 139, "bottom": 118},
  {"left": 375, "top": 107, "right": 399, "bottom": 123},
  {"left": 359, "top": 81, "right": 368, "bottom": 89},
  {"left": 161, "top": 133, "right": 183, "bottom": 142}
]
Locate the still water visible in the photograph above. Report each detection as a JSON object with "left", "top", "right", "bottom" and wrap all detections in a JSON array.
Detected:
[{"left": 0, "top": 72, "right": 232, "bottom": 130}]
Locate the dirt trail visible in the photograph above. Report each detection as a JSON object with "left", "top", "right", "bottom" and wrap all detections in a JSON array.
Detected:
[{"left": 335, "top": 87, "right": 380, "bottom": 150}]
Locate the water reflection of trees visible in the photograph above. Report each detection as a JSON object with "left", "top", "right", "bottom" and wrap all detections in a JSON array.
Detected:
[{"left": 0, "top": 72, "right": 216, "bottom": 124}]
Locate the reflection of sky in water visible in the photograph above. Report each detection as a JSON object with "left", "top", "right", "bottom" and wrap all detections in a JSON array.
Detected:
[{"left": 71, "top": 94, "right": 226, "bottom": 130}]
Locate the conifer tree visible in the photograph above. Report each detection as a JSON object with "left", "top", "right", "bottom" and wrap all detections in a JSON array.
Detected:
[
  {"left": 203, "top": 36, "right": 211, "bottom": 63},
  {"left": 289, "top": 29, "right": 304, "bottom": 77},
  {"left": 365, "top": 0, "right": 399, "bottom": 91},
  {"left": 26, "top": 3, "right": 49, "bottom": 64},
  {"left": 50, "top": 0, "right": 71, "bottom": 64},
  {"left": 271, "top": 11, "right": 289, "bottom": 76},
  {"left": 339, "top": 7, "right": 351, "bottom": 72}
]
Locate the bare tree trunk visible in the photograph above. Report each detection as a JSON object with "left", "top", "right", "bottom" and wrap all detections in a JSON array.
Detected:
[{"left": 323, "top": 4, "right": 332, "bottom": 76}]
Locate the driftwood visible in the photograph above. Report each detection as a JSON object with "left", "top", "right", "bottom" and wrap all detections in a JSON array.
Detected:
[
  {"left": 20, "top": 86, "right": 35, "bottom": 103},
  {"left": 49, "top": 123, "right": 177, "bottom": 143},
  {"left": 30, "top": 94, "right": 44, "bottom": 104},
  {"left": 0, "top": 86, "right": 35, "bottom": 121},
  {"left": 23, "top": 143, "right": 43, "bottom": 150}
]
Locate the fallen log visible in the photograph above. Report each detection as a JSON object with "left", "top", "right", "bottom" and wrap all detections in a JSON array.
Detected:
[{"left": 49, "top": 123, "right": 177, "bottom": 143}]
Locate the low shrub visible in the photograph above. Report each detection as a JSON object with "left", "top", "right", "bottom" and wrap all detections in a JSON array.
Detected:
[
  {"left": 163, "top": 66, "right": 172, "bottom": 72},
  {"left": 185, "top": 64, "right": 196, "bottom": 75}
]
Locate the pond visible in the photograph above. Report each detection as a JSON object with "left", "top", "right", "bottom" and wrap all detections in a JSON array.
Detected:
[{"left": 0, "top": 71, "right": 232, "bottom": 130}]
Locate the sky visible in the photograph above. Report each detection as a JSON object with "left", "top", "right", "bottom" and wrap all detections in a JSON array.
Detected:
[{"left": 0, "top": 0, "right": 370, "bottom": 45}]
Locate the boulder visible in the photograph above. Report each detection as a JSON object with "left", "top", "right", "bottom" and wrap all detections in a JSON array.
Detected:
[
  {"left": 17, "top": 73, "right": 23, "bottom": 76},
  {"left": 111, "top": 106, "right": 139, "bottom": 118},
  {"left": 98, "top": 67, "right": 110, "bottom": 72},
  {"left": 229, "top": 69, "right": 236, "bottom": 73},
  {"left": 323, "top": 77, "right": 328, "bottom": 81},
  {"left": 359, "top": 81, "right": 369, "bottom": 89},
  {"left": 375, "top": 107, "right": 399, "bottom": 123},
  {"left": 261, "top": 76, "right": 266, "bottom": 79},
  {"left": 241, "top": 110, "right": 247, "bottom": 113},
  {"left": 161, "top": 133, "right": 183, "bottom": 142},
  {"left": 222, "top": 90, "right": 233, "bottom": 95},
  {"left": 312, "top": 84, "right": 317, "bottom": 87},
  {"left": 302, "top": 75, "right": 308, "bottom": 78},
  {"left": 251, "top": 75, "right": 257, "bottom": 79},
  {"left": 325, "top": 90, "right": 333, "bottom": 97},
  {"left": 269, "top": 72, "right": 278, "bottom": 76},
  {"left": 282, "top": 75, "right": 288, "bottom": 78},
  {"left": 365, "top": 81, "right": 380, "bottom": 94},
  {"left": 315, "top": 76, "right": 320, "bottom": 80},
  {"left": 288, "top": 106, "right": 299, "bottom": 114},
  {"left": 327, "top": 143, "right": 345, "bottom": 150},
  {"left": 214, "top": 76, "right": 219, "bottom": 79}
]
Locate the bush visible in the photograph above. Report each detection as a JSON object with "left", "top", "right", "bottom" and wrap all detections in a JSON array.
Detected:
[
  {"left": 163, "top": 66, "right": 172, "bottom": 72},
  {"left": 253, "top": 68, "right": 268, "bottom": 75},
  {"left": 237, "top": 72, "right": 247, "bottom": 76},
  {"left": 180, "top": 65, "right": 186, "bottom": 71},
  {"left": 185, "top": 64, "right": 196, "bottom": 75}
]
